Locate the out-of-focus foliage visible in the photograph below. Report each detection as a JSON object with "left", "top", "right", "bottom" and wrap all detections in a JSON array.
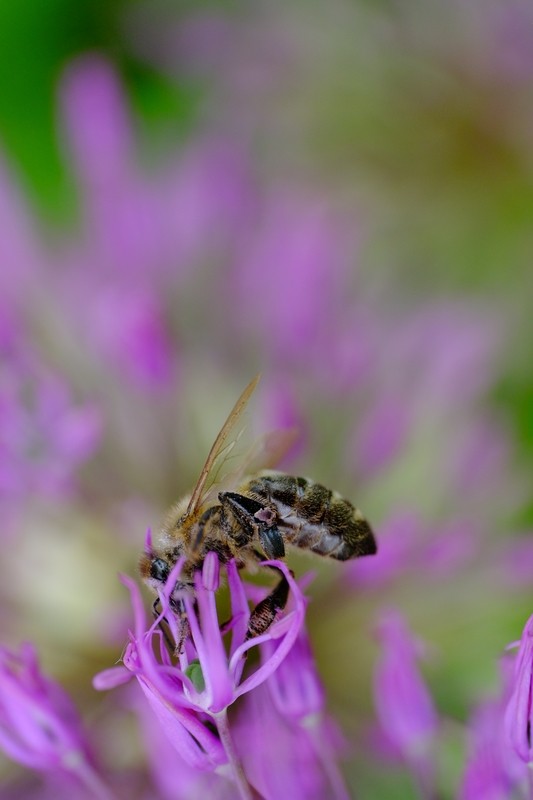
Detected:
[{"left": 0, "top": 0, "right": 195, "bottom": 217}]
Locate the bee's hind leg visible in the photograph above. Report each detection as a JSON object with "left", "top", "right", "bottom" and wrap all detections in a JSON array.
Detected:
[{"left": 246, "top": 566, "right": 291, "bottom": 640}]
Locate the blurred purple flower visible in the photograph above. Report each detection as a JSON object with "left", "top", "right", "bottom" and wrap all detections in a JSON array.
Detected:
[
  {"left": 59, "top": 56, "right": 178, "bottom": 390},
  {"left": 57, "top": 56, "right": 262, "bottom": 394},
  {"left": 353, "top": 396, "right": 411, "bottom": 477},
  {"left": 263, "top": 627, "right": 349, "bottom": 799},
  {"left": 233, "top": 191, "right": 347, "bottom": 369},
  {"left": 493, "top": 2, "right": 533, "bottom": 79},
  {"left": 348, "top": 513, "right": 479, "bottom": 589},
  {"left": 373, "top": 611, "right": 438, "bottom": 797},
  {"left": 460, "top": 656, "right": 527, "bottom": 800},
  {"left": 234, "top": 682, "right": 344, "bottom": 800},
  {"left": 505, "top": 614, "right": 533, "bottom": 764},
  {"left": 501, "top": 536, "right": 533, "bottom": 587},
  {"left": 0, "top": 158, "right": 42, "bottom": 305},
  {"left": 347, "top": 511, "right": 422, "bottom": 588},
  {"left": 0, "top": 316, "right": 101, "bottom": 527},
  {"left": 89, "top": 285, "right": 175, "bottom": 389},
  {"left": 61, "top": 54, "right": 133, "bottom": 189},
  {"left": 60, "top": 53, "right": 254, "bottom": 283},
  {"left": 349, "top": 299, "right": 499, "bottom": 449},
  {"left": 0, "top": 642, "right": 112, "bottom": 799},
  {"left": 132, "top": 685, "right": 233, "bottom": 800},
  {"left": 418, "top": 519, "right": 479, "bottom": 578},
  {"left": 266, "top": 626, "right": 324, "bottom": 721}
]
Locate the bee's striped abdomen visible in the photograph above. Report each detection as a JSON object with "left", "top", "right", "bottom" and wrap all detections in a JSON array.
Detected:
[{"left": 247, "top": 472, "right": 376, "bottom": 561}]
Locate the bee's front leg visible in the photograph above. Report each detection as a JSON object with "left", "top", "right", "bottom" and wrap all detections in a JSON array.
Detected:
[
  {"left": 152, "top": 597, "right": 174, "bottom": 653},
  {"left": 218, "top": 491, "right": 285, "bottom": 559},
  {"left": 153, "top": 596, "right": 190, "bottom": 655}
]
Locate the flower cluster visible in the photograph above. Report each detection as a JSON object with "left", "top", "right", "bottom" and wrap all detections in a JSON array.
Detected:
[
  {"left": 94, "top": 550, "right": 347, "bottom": 799},
  {"left": 369, "top": 610, "right": 533, "bottom": 800}
]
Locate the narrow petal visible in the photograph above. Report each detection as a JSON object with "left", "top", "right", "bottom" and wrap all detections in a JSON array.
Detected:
[
  {"left": 138, "top": 679, "right": 226, "bottom": 771},
  {"left": 505, "top": 614, "right": 533, "bottom": 763}
]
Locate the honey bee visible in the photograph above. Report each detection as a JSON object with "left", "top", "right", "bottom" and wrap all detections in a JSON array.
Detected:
[{"left": 140, "top": 376, "right": 377, "bottom": 642}]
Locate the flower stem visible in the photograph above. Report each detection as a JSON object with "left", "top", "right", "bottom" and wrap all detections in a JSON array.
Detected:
[{"left": 215, "top": 709, "right": 262, "bottom": 800}]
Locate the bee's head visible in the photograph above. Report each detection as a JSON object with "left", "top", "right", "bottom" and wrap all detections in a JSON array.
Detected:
[{"left": 139, "top": 552, "right": 171, "bottom": 586}]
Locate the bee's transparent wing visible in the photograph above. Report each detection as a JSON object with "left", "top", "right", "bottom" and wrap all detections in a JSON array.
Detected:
[
  {"left": 186, "top": 374, "right": 261, "bottom": 517},
  {"left": 202, "top": 427, "right": 299, "bottom": 506},
  {"left": 237, "top": 427, "right": 298, "bottom": 477}
]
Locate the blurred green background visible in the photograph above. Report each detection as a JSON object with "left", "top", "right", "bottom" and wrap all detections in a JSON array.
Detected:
[{"left": 0, "top": 0, "right": 191, "bottom": 216}]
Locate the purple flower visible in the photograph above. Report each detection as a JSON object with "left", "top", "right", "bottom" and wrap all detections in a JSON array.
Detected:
[
  {"left": 58, "top": 56, "right": 178, "bottom": 391},
  {"left": 347, "top": 511, "right": 422, "bottom": 588},
  {"left": 505, "top": 614, "right": 533, "bottom": 764},
  {"left": 233, "top": 682, "right": 342, "bottom": 800},
  {"left": 501, "top": 537, "right": 533, "bottom": 587},
  {"left": 262, "top": 628, "right": 350, "bottom": 799},
  {"left": 233, "top": 191, "right": 347, "bottom": 368},
  {"left": 265, "top": 626, "right": 324, "bottom": 721},
  {"left": 88, "top": 285, "right": 175, "bottom": 389},
  {"left": 131, "top": 686, "right": 234, "bottom": 800},
  {"left": 461, "top": 657, "right": 527, "bottom": 800},
  {"left": 348, "top": 512, "right": 479, "bottom": 590},
  {"left": 493, "top": 2, "right": 533, "bottom": 79},
  {"left": 373, "top": 611, "right": 439, "bottom": 796},
  {"left": 0, "top": 642, "right": 112, "bottom": 799},
  {"left": 95, "top": 551, "right": 307, "bottom": 798},
  {"left": 352, "top": 395, "right": 411, "bottom": 477},
  {"left": 0, "top": 318, "right": 101, "bottom": 529}
]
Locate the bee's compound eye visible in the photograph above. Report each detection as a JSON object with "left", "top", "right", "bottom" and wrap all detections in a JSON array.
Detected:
[{"left": 150, "top": 558, "right": 170, "bottom": 582}]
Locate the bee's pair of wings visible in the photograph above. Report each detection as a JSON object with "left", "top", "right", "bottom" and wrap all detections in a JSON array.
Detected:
[{"left": 186, "top": 375, "right": 297, "bottom": 517}]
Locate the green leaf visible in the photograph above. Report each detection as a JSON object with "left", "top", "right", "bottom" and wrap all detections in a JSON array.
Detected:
[{"left": 185, "top": 659, "right": 205, "bottom": 692}]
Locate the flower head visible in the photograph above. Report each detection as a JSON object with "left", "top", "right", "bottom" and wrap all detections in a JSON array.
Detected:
[{"left": 95, "top": 552, "right": 308, "bottom": 796}]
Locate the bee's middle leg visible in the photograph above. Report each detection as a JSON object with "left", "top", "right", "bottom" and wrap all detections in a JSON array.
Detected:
[
  {"left": 218, "top": 493, "right": 290, "bottom": 639},
  {"left": 218, "top": 491, "right": 285, "bottom": 559}
]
